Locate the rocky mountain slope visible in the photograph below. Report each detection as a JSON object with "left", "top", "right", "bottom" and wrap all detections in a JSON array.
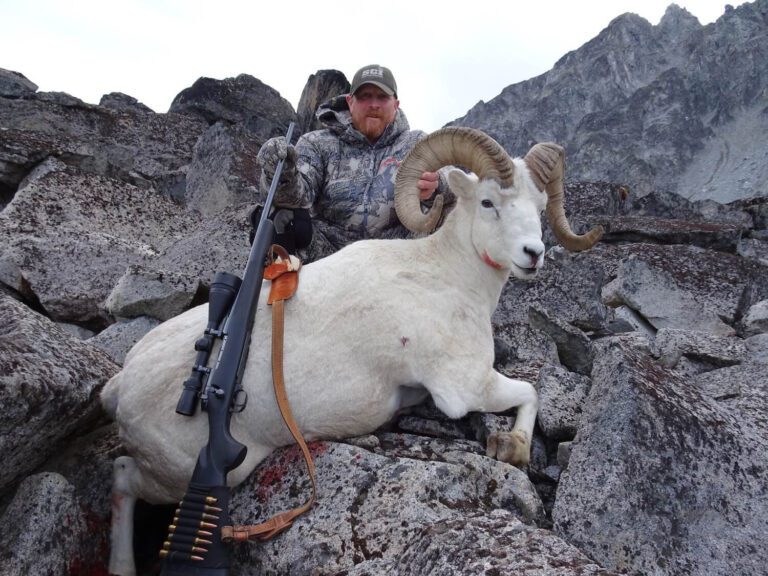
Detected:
[
  {"left": 1, "top": 2, "right": 767, "bottom": 575},
  {"left": 452, "top": 1, "right": 768, "bottom": 203}
]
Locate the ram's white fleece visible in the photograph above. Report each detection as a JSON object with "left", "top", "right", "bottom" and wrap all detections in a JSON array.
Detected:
[{"left": 103, "top": 163, "right": 548, "bottom": 575}]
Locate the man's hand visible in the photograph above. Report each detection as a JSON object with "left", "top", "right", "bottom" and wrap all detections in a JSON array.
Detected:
[
  {"left": 257, "top": 136, "right": 298, "bottom": 188},
  {"left": 418, "top": 171, "right": 439, "bottom": 200}
]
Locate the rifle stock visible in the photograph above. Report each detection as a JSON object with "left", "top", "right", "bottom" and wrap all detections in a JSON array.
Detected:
[{"left": 161, "top": 123, "right": 295, "bottom": 575}]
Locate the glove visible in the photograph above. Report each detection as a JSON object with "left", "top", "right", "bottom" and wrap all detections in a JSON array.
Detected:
[
  {"left": 272, "top": 208, "right": 294, "bottom": 235},
  {"left": 258, "top": 136, "right": 299, "bottom": 189}
]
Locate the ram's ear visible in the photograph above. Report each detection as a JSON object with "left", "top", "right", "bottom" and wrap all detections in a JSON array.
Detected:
[{"left": 447, "top": 168, "right": 478, "bottom": 201}]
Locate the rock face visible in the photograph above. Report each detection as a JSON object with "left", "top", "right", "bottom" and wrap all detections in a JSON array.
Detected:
[
  {"left": 452, "top": 1, "right": 768, "bottom": 203},
  {"left": 1, "top": 2, "right": 768, "bottom": 574},
  {"left": 0, "top": 67, "right": 38, "bottom": 97},
  {"left": 0, "top": 294, "right": 119, "bottom": 493},
  {"left": 554, "top": 334, "right": 768, "bottom": 576},
  {"left": 169, "top": 73, "right": 297, "bottom": 141},
  {"left": 0, "top": 84, "right": 207, "bottom": 199},
  {"left": 229, "top": 441, "right": 617, "bottom": 575},
  {"left": 0, "top": 169, "right": 203, "bottom": 326},
  {"left": 296, "top": 69, "right": 350, "bottom": 134}
]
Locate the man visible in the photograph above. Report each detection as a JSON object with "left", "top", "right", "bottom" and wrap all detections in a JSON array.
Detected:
[{"left": 256, "top": 64, "right": 449, "bottom": 261}]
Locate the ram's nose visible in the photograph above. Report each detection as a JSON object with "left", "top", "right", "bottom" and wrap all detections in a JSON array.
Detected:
[{"left": 523, "top": 244, "right": 545, "bottom": 269}]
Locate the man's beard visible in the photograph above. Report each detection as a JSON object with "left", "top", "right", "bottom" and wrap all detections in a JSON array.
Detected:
[{"left": 359, "top": 116, "right": 389, "bottom": 141}]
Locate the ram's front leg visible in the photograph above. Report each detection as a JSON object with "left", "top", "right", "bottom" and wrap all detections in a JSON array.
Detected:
[{"left": 481, "top": 372, "right": 538, "bottom": 468}]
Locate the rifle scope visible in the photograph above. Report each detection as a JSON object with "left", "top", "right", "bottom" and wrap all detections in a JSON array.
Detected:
[{"left": 175, "top": 271, "right": 242, "bottom": 416}]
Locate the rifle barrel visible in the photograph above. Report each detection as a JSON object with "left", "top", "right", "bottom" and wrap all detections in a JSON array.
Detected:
[{"left": 160, "top": 122, "right": 296, "bottom": 576}]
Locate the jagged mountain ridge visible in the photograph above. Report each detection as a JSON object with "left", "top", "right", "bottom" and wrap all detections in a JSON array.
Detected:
[{"left": 451, "top": 1, "right": 768, "bottom": 203}]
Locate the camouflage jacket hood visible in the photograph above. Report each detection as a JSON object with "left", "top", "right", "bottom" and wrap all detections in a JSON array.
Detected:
[{"left": 275, "top": 94, "right": 428, "bottom": 245}]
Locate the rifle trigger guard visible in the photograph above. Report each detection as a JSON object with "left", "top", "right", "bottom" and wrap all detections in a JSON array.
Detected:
[{"left": 232, "top": 389, "right": 248, "bottom": 413}]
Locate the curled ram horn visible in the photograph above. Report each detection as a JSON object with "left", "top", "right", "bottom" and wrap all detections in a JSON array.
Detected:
[
  {"left": 394, "top": 127, "right": 516, "bottom": 233},
  {"left": 524, "top": 143, "right": 604, "bottom": 252}
]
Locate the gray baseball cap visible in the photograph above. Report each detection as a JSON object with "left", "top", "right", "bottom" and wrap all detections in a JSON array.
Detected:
[{"left": 350, "top": 64, "right": 398, "bottom": 97}]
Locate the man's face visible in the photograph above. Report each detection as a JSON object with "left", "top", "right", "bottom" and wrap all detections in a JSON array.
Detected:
[{"left": 346, "top": 85, "right": 399, "bottom": 143}]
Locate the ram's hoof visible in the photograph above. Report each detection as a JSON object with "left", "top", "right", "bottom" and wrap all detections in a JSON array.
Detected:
[{"left": 486, "top": 430, "right": 530, "bottom": 468}]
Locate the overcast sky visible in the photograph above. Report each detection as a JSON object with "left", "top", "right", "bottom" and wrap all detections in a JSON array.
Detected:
[{"left": 2, "top": 0, "right": 742, "bottom": 132}]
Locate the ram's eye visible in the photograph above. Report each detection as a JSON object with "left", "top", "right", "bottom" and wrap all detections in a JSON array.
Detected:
[{"left": 481, "top": 199, "right": 494, "bottom": 209}]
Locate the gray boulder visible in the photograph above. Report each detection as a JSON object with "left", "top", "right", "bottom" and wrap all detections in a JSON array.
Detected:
[
  {"left": 184, "top": 121, "right": 263, "bottom": 217},
  {"left": 0, "top": 67, "right": 37, "bottom": 98},
  {"left": 0, "top": 168, "right": 201, "bottom": 325},
  {"left": 0, "top": 293, "right": 118, "bottom": 493},
  {"left": 0, "top": 84, "right": 206, "bottom": 194},
  {"left": 99, "top": 91, "right": 154, "bottom": 113},
  {"left": 601, "top": 244, "right": 768, "bottom": 336},
  {"left": 230, "top": 440, "right": 546, "bottom": 574},
  {"left": 104, "top": 264, "right": 201, "bottom": 321},
  {"left": 553, "top": 333, "right": 768, "bottom": 576},
  {"left": 88, "top": 315, "right": 162, "bottom": 365},
  {"left": 742, "top": 298, "right": 768, "bottom": 336},
  {"left": 296, "top": 69, "right": 349, "bottom": 134},
  {"left": 536, "top": 363, "right": 592, "bottom": 440},
  {"left": 0, "top": 473, "right": 91, "bottom": 576},
  {"left": 169, "top": 73, "right": 297, "bottom": 141},
  {"left": 0, "top": 423, "right": 123, "bottom": 576}
]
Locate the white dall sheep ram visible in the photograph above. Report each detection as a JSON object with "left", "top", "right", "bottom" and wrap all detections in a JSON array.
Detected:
[{"left": 101, "top": 127, "right": 603, "bottom": 575}]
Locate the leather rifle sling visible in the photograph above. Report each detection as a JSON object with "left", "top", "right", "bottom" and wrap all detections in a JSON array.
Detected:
[{"left": 221, "top": 245, "right": 317, "bottom": 543}]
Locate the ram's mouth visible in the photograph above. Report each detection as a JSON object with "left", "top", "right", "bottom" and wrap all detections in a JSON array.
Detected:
[{"left": 511, "top": 262, "right": 539, "bottom": 277}]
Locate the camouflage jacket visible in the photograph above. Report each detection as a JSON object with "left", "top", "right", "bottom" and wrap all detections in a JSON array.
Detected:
[{"left": 273, "top": 95, "right": 433, "bottom": 241}]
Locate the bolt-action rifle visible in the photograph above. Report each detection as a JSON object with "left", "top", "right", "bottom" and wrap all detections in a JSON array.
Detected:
[{"left": 160, "top": 123, "right": 295, "bottom": 576}]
